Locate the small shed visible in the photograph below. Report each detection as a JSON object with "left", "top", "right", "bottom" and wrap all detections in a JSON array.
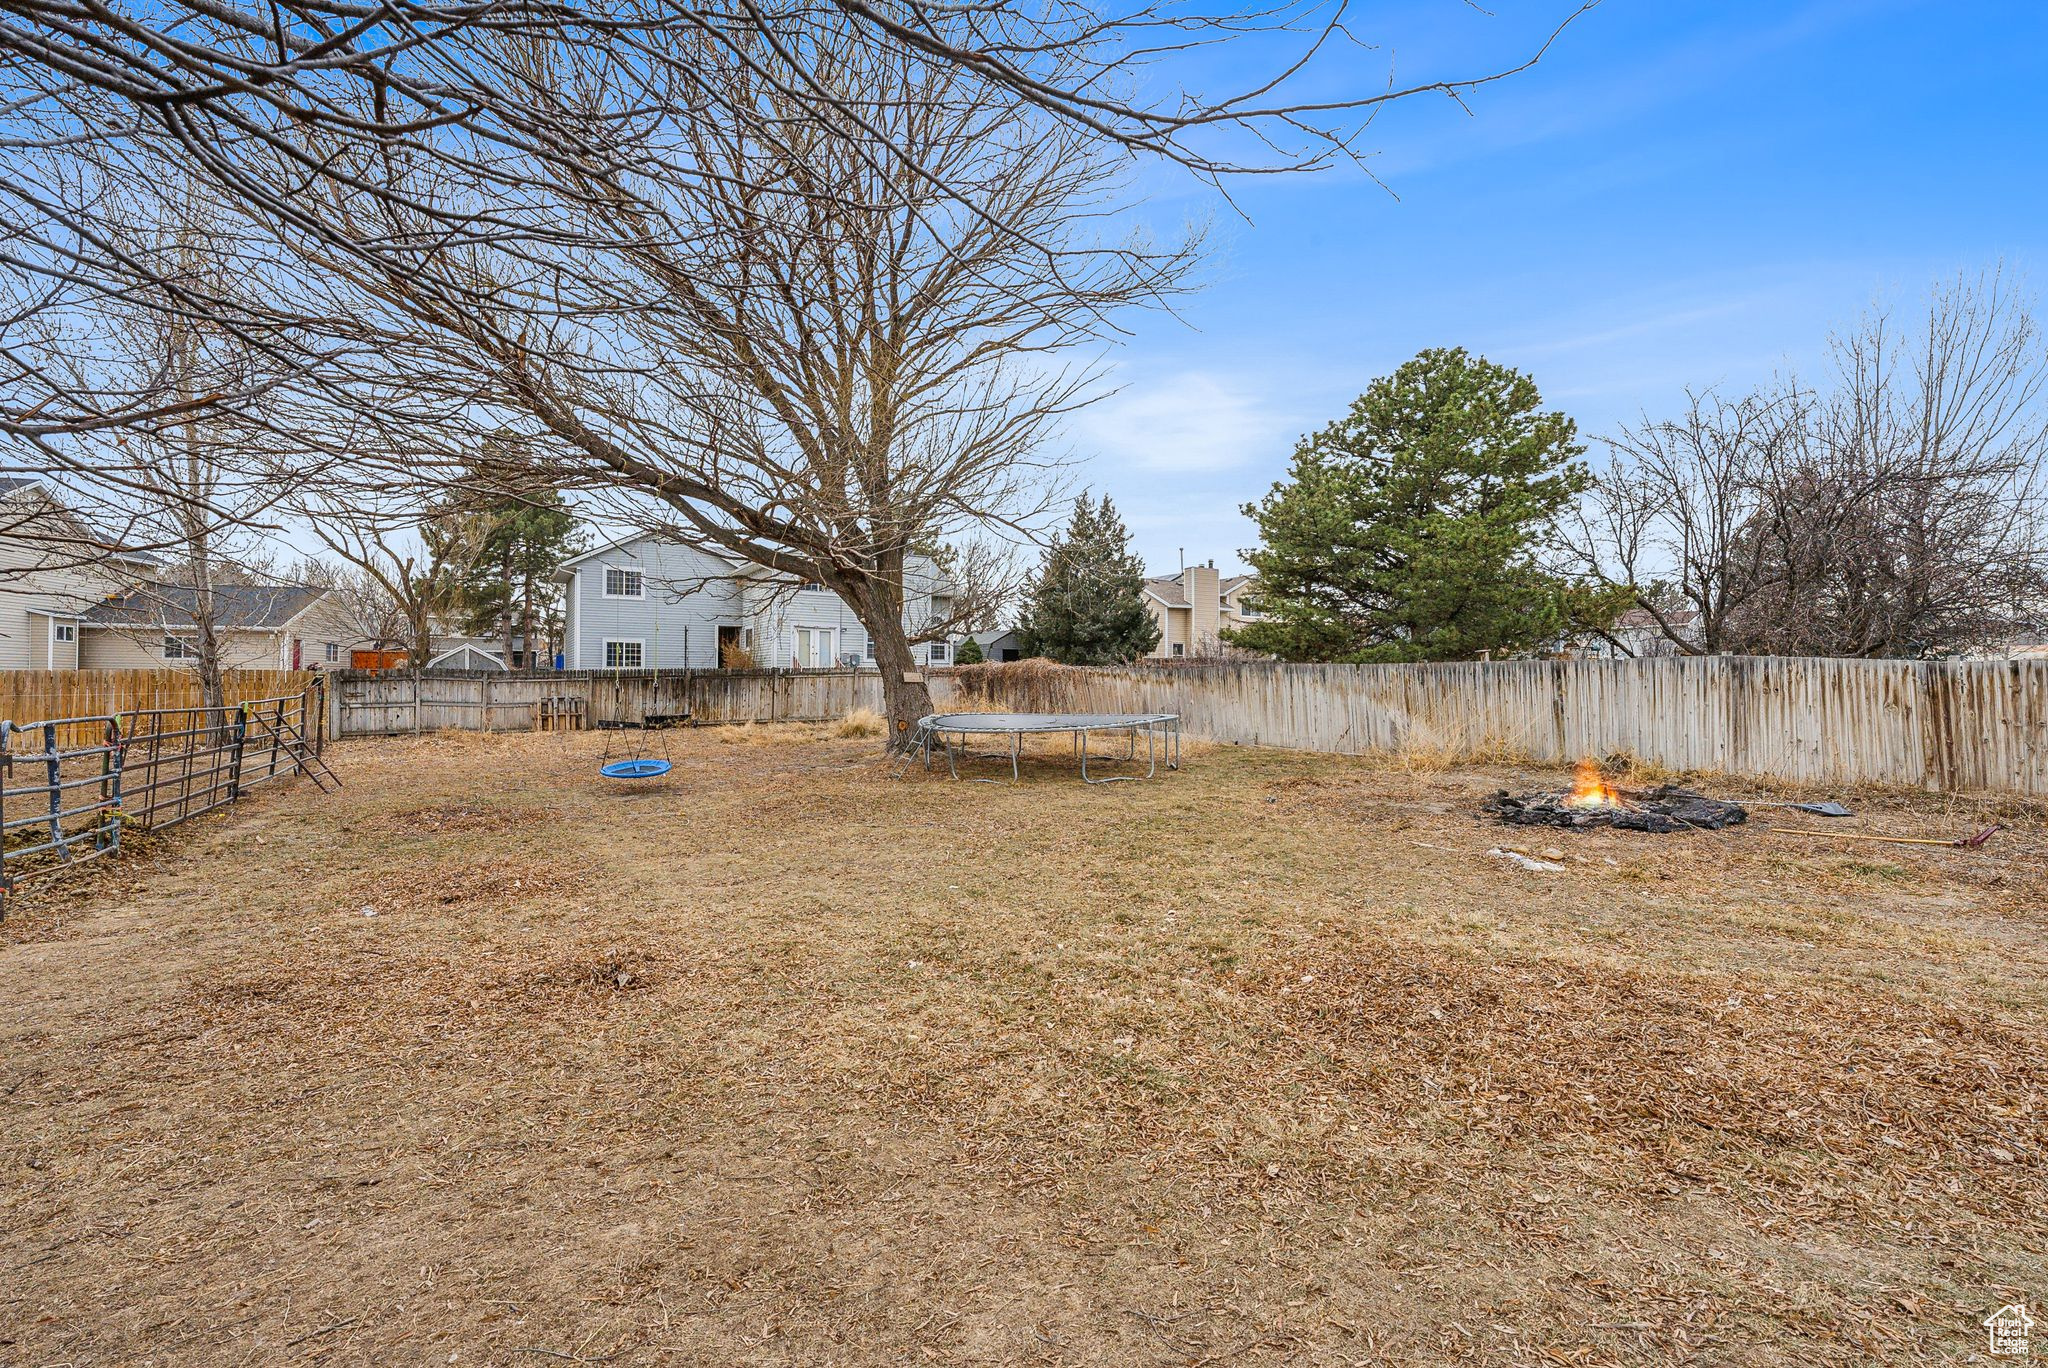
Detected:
[
  {"left": 961, "top": 629, "right": 1025, "bottom": 663},
  {"left": 426, "top": 645, "right": 507, "bottom": 671}
]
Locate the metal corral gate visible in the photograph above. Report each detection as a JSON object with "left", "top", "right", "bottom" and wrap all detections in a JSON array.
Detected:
[{"left": 0, "top": 682, "right": 338, "bottom": 915}]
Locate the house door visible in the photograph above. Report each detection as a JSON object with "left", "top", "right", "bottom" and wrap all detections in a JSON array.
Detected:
[
  {"left": 792, "top": 626, "right": 835, "bottom": 669},
  {"left": 716, "top": 624, "right": 741, "bottom": 667}
]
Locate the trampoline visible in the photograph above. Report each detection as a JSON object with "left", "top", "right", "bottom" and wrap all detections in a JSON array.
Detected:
[{"left": 914, "top": 711, "right": 1181, "bottom": 784}]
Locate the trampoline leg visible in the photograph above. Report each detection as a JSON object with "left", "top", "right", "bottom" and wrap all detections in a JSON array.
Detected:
[
  {"left": 1082, "top": 728, "right": 1136, "bottom": 784},
  {"left": 1011, "top": 730, "right": 1020, "bottom": 783}
]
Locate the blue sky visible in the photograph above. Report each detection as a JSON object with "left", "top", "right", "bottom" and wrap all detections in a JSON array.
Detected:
[{"left": 1075, "top": 0, "right": 2048, "bottom": 575}]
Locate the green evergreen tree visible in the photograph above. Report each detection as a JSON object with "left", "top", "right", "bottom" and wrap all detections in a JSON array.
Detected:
[
  {"left": 1015, "top": 494, "right": 1161, "bottom": 664},
  {"left": 456, "top": 493, "right": 579, "bottom": 661},
  {"left": 425, "top": 458, "right": 582, "bottom": 666},
  {"left": 953, "top": 636, "right": 986, "bottom": 665},
  {"left": 1227, "top": 347, "right": 1623, "bottom": 662}
]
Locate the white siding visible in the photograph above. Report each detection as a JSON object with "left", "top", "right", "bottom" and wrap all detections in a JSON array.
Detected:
[
  {"left": 0, "top": 533, "right": 126, "bottom": 671},
  {"left": 740, "top": 577, "right": 944, "bottom": 669},
  {"left": 742, "top": 583, "right": 870, "bottom": 668},
  {"left": 565, "top": 537, "right": 952, "bottom": 670},
  {"left": 288, "top": 596, "right": 377, "bottom": 670},
  {"left": 79, "top": 627, "right": 284, "bottom": 670},
  {"left": 570, "top": 537, "right": 741, "bottom": 670}
]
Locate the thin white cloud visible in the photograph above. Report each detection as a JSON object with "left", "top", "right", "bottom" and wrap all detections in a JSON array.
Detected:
[{"left": 1074, "top": 369, "right": 1299, "bottom": 475}]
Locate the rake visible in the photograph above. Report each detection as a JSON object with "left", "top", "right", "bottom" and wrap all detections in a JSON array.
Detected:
[{"left": 1768, "top": 824, "right": 2002, "bottom": 849}]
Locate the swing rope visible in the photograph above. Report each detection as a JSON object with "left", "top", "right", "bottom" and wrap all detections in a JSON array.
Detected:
[{"left": 598, "top": 588, "right": 674, "bottom": 780}]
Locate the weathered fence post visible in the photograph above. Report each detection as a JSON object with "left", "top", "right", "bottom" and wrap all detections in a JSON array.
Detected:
[
  {"left": 226, "top": 703, "right": 250, "bottom": 801},
  {"left": 101, "top": 715, "right": 123, "bottom": 857},
  {"left": 42, "top": 721, "right": 65, "bottom": 860},
  {"left": 312, "top": 675, "right": 326, "bottom": 758},
  {"left": 0, "top": 722, "right": 11, "bottom": 919}
]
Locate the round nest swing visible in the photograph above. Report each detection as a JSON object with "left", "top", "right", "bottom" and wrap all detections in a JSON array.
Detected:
[{"left": 600, "top": 757, "right": 672, "bottom": 780}]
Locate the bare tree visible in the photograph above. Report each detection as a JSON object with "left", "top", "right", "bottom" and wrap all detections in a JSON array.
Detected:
[
  {"left": 295, "top": 492, "right": 487, "bottom": 670},
  {"left": 1, "top": 0, "right": 1597, "bottom": 739},
  {"left": 36, "top": 203, "right": 304, "bottom": 711},
  {"left": 288, "top": 555, "right": 407, "bottom": 660},
  {"left": 1578, "top": 270, "right": 2048, "bottom": 658},
  {"left": 233, "top": 30, "right": 1204, "bottom": 740},
  {"left": 1570, "top": 387, "right": 1810, "bottom": 655},
  {"left": 0, "top": 0, "right": 1595, "bottom": 458}
]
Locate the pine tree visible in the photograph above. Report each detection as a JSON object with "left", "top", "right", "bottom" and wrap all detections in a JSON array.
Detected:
[
  {"left": 1016, "top": 495, "right": 1161, "bottom": 664},
  {"left": 1227, "top": 348, "right": 1623, "bottom": 662}
]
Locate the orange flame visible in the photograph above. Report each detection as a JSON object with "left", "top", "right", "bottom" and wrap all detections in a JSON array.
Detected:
[{"left": 1562, "top": 758, "right": 1620, "bottom": 809}]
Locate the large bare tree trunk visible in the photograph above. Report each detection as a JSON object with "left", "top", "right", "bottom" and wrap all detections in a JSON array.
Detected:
[
  {"left": 866, "top": 617, "right": 935, "bottom": 752},
  {"left": 851, "top": 577, "right": 934, "bottom": 750}
]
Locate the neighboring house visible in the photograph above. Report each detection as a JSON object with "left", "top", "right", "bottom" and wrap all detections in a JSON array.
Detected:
[
  {"left": 1142, "top": 562, "right": 1262, "bottom": 659},
  {"left": 0, "top": 479, "right": 367, "bottom": 672},
  {"left": 1574, "top": 607, "right": 1701, "bottom": 659},
  {"left": 80, "top": 582, "right": 343, "bottom": 671},
  {"left": 0, "top": 478, "right": 160, "bottom": 670},
  {"left": 552, "top": 534, "right": 955, "bottom": 670},
  {"left": 959, "top": 628, "right": 1024, "bottom": 663}
]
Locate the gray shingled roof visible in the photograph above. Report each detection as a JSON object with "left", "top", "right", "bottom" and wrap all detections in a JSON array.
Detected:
[
  {"left": 84, "top": 583, "right": 325, "bottom": 631},
  {"left": 1143, "top": 576, "right": 1188, "bottom": 608}
]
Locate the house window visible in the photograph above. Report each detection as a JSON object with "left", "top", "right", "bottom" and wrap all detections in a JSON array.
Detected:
[
  {"left": 928, "top": 640, "right": 950, "bottom": 664},
  {"left": 324, "top": 642, "right": 340, "bottom": 663},
  {"left": 53, "top": 622, "right": 75, "bottom": 643},
  {"left": 1171, "top": 642, "right": 1185, "bottom": 657},
  {"left": 603, "top": 566, "right": 645, "bottom": 599},
  {"left": 791, "top": 626, "right": 835, "bottom": 669},
  {"left": 798, "top": 580, "right": 827, "bottom": 594},
  {"left": 164, "top": 635, "right": 194, "bottom": 660},
  {"left": 604, "top": 640, "right": 644, "bottom": 669}
]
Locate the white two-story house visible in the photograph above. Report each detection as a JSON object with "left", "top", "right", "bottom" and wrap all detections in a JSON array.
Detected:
[{"left": 554, "top": 534, "right": 954, "bottom": 671}]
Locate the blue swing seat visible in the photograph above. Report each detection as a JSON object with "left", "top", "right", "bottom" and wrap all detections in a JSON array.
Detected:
[{"left": 600, "top": 758, "right": 672, "bottom": 780}]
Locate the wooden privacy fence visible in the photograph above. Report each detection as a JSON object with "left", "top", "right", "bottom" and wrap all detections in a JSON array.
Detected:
[
  {"left": 948, "top": 658, "right": 2048, "bottom": 796},
  {"left": 332, "top": 658, "right": 2048, "bottom": 796},
  {"left": 333, "top": 669, "right": 884, "bottom": 736},
  {"left": 0, "top": 668, "right": 316, "bottom": 749}
]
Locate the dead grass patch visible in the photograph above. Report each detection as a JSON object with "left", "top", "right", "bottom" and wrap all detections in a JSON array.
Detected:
[
  {"left": 833, "top": 706, "right": 885, "bottom": 739},
  {"left": 2, "top": 729, "right": 2044, "bottom": 1366},
  {"left": 386, "top": 802, "right": 522, "bottom": 835}
]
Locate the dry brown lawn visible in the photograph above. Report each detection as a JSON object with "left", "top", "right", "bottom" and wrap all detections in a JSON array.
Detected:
[{"left": 2, "top": 727, "right": 2045, "bottom": 1365}]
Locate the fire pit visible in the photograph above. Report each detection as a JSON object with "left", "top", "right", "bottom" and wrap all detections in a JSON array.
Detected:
[{"left": 1484, "top": 760, "right": 1747, "bottom": 834}]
